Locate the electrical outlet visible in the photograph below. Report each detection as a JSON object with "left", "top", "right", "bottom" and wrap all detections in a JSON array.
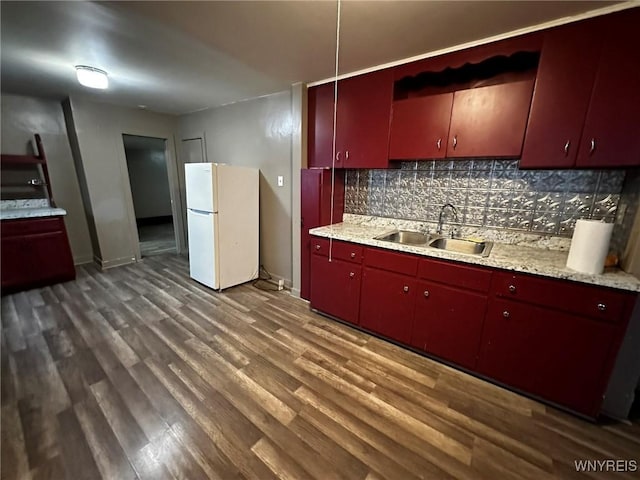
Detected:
[
  {"left": 278, "top": 279, "right": 284, "bottom": 290},
  {"left": 277, "top": 175, "right": 284, "bottom": 187}
]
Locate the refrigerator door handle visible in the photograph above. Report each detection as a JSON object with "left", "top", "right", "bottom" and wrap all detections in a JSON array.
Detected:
[{"left": 189, "top": 209, "right": 212, "bottom": 216}]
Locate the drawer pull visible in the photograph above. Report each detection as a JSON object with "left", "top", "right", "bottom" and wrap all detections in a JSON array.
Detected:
[
  {"left": 349, "top": 272, "right": 355, "bottom": 279},
  {"left": 315, "top": 244, "right": 321, "bottom": 250},
  {"left": 503, "top": 311, "right": 510, "bottom": 318},
  {"left": 436, "top": 138, "right": 442, "bottom": 150},
  {"left": 423, "top": 290, "right": 430, "bottom": 298},
  {"left": 350, "top": 252, "right": 356, "bottom": 258},
  {"left": 403, "top": 286, "right": 409, "bottom": 293},
  {"left": 508, "top": 284, "right": 516, "bottom": 293},
  {"left": 597, "top": 303, "right": 606, "bottom": 311}
]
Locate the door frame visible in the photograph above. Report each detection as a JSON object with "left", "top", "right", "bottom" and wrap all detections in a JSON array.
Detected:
[
  {"left": 119, "top": 132, "right": 185, "bottom": 261},
  {"left": 178, "top": 132, "right": 208, "bottom": 251}
]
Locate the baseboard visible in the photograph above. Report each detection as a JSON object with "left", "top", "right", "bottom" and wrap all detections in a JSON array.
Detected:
[
  {"left": 94, "top": 254, "right": 136, "bottom": 270},
  {"left": 73, "top": 254, "right": 94, "bottom": 266}
]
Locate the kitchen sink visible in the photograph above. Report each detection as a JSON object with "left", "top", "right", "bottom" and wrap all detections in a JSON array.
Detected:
[
  {"left": 375, "top": 230, "right": 429, "bottom": 245},
  {"left": 428, "top": 237, "right": 493, "bottom": 257}
]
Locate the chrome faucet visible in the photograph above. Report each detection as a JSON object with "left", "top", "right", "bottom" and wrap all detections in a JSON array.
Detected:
[{"left": 437, "top": 203, "right": 458, "bottom": 237}]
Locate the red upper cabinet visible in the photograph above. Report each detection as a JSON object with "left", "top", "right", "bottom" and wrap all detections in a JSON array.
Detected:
[
  {"left": 576, "top": 9, "right": 640, "bottom": 168},
  {"left": 447, "top": 80, "right": 535, "bottom": 158},
  {"left": 308, "top": 69, "right": 394, "bottom": 169},
  {"left": 521, "top": 8, "right": 640, "bottom": 168},
  {"left": 308, "top": 83, "right": 335, "bottom": 168},
  {"left": 388, "top": 94, "right": 453, "bottom": 160},
  {"left": 520, "top": 19, "right": 601, "bottom": 168},
  {"left": 336, "top": 69, "right": 394, "bottom": 168}
]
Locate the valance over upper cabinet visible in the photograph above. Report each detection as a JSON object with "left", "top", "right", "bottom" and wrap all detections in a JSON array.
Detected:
[
  {"left": 521, "top": 8, "right": 640, "bottom": 169},
  {"left": 389, "top": 35, "right": 541, "bottom": 161}
]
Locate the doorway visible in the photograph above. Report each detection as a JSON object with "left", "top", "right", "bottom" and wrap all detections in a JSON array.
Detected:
[{"left": 123, "top": 134, "right": 177, "bottom": 257}]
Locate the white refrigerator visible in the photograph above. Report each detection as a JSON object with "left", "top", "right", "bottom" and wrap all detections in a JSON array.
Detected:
[{"left": 185, "top": 163, "right": 259, "bottom": 290}]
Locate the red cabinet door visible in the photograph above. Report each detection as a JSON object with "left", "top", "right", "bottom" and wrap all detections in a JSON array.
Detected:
[
  {"left": 388, "top": 94, "right": 453, "bottom": 160},
  {"left": 530, "top": 308, "right": 614, "bottom": 416},
  {"left": 28, "top": 231, "right": 75, "bottom": 283},
  {"left": 478, "top": 298, "right": 616, "bottom": 416},
  {"left": 300, "top": 169, "right": 345, "bottom": 300},
  {"left": 447, "top": 79, "right": 535, "bottom": 158},
  {"left": 336, "top": 69, "right": 394, "bottom": 168},
  {"left": 0, "top": 236, "right": 32, "bottom": 289},
  {"left": 477, "top": 298, "right": 537, "bottom": 392},
  {"left": 310, "top": 255, "right": 361, "bottom": 325},
  {"left": 412, "top": 281, "right": 487, "bottom": 370},
  {"left": 359, "top": 267, "right": 416, "bottom": 344},
  {"left": 576, "top": 9, "right": 640, "bottom": 168},
  {"left": 308, "top": 83, "right": 335, "bottom": 168},
  {"left": 520, "top": 19, "right": 601, "bottom": 168}
]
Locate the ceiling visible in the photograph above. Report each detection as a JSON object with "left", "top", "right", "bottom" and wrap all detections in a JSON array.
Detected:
[{"left": 0, "top": 1, "right": 629, "bottom": 115}]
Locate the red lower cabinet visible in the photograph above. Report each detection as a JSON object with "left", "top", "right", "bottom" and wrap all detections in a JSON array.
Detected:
[
  {"left": 478, "top": 298, "right": 615, "bottom": 416},
  {"left": 310, "top": 254, "right": 361, "bottom": 325},
  {"left": 359, "top": 267, "right": 416, "bottom": 345},
  {"left": 412, "top": 281, "right": 487, "bottom": 370},
  {"left": 1, "top": 216, "right": 75, "bottom": 292}
]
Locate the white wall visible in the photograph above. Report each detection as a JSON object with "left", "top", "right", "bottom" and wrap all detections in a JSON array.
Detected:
[
  {"left": 179, "top": 90, "right": 298, "bottom": 286},
  {"left": 123, "top": 140, "right": 173, "bottom": 220},
  {"left": 1, "top": 93, "right": 94, "bottom": 264},
  {"left": 64, "top": 97, "right": 182, "bottom": 268}
]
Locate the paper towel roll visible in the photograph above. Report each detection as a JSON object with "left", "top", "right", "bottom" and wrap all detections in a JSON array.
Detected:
[{"left": 566, "top": 219, "right": 614, "bottom": 275}]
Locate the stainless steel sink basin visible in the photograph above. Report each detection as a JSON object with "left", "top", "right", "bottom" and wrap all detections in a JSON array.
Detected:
[
  {"left": 375, "top": 230, "right": 429, "bottom": 245},
  {"left": 428, "top": 237, "right": 493, "bottom": 257}
]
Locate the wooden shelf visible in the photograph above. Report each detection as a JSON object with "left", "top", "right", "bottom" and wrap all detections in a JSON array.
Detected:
[{"left": 0, "top": 154, "right": 45, "bottom": 165}]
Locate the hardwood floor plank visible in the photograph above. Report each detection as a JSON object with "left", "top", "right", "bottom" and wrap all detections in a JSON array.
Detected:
[
  {"left": 74, "top": 394, "right": 139, "bottom": 480},
  {"left": 56, "top": 407, "right": 102, "bottom": 480},
  {"left": 17, "top": 397, "right": 60, "bottom": 471},
  {"left": 1, "top": 404, "right": 30, "bottom": 480}
]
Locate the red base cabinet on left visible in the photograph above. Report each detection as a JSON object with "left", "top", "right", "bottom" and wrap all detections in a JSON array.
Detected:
[
  {"left": 1, "top": 216, "right": 75, "bottom": 293},
  {"left": 309, "top": 238, "right": 362, "bottom": 325}
]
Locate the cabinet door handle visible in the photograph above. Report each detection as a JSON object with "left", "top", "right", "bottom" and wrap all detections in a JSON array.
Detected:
[
  {"left": 508, "top": 284, "right": 516, "bottom": 293},
  {"left": 503, "top": 311, "right": 510, "bottom": 318},
  {"left": 336, "top": 151, "right": 341, "bottom": 162},
  {"left": 350, "top": 252, "right": 356, "bottom": 258},
  {"left": 590, "top": 138, "right": 596, "bottom": 154},
  {"left": 436, "top": 138, "right": 442, "bottom": 150},
  {"left": 564, "top": 140, "right": 570, "bottom": 156},
  {"left": 452, "top": 135, "right": 458, "bottom": 149},
  {"left": 315, "top": 244, "right": 321, "bottom": 250},
  {"left": 403, "top": 286, "right": 409, "bottom": 293},
  {"left": 423, "top": 290, "right": 430, "bottom": 298},
  {"left": 597, "top": 303, "right": 606, "bottom": 311},
  {"left": 345, "top": 150, "right": 350, "bottom": 160},
  {"left": 349, "top": 272, "right": 355, "bottom": 278}
]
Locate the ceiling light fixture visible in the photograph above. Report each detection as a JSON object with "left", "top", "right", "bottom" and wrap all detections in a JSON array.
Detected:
[{"left": 75, "top": 65, "right": 109, "bottom": 89}]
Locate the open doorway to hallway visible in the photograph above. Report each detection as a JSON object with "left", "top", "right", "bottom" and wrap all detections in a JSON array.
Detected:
[{"left": 123, "top": 134, "right": 176, "bottom": 257}]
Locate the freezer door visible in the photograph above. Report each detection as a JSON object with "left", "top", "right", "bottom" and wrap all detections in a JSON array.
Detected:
[
  {"left": 185, "top": 163, "right": 216, "bottom": 212},
  {"left": 187, "top": 209, "right": 218, "bottom": 289}
]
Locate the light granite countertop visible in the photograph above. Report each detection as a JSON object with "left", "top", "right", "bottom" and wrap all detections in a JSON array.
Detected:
[
  {"left": 0, "top": 199, "right": 66, "bottom": 220},
  {"left": 309, "top": 216, "right": 640, "bottom": 293}
]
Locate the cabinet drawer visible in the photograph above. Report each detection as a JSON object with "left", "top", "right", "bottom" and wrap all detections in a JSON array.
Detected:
[
  {"left": 364, "top": 247, "right": 418, "bottom": 276},
  {"left": 418, "top": 257, "right": 492, "bottom": 293},
  {"left": 1, "top": 217, "right": 64, "bottom": 237},
  {"left": 311, "top": 237, "right": 363, "bottom": 263},
  {"left": 492, "top": 272, "right": 633, "bottom": 323}
]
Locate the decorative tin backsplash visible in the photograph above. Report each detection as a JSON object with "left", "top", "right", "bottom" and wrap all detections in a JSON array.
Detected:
[{"left": 344, "top": 160, "right": 626, "bottom": 237}]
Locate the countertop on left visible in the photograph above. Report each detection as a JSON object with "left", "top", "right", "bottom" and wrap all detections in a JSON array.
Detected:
[{"left": 0, "top": 199, "right": 67, "bottom": 220}]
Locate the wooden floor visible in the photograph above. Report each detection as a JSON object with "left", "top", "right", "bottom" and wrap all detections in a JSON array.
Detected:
[
  {"left": 2, "top": 254, "right": 639, "bottom": 480},
  {"left": 138, "top": 222, "right": 176, "bottom": 257}
]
